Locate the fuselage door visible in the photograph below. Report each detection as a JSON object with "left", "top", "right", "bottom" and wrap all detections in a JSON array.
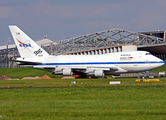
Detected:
[
  {"left": 114, "top": 55, "right": 120, "bottom": 67},
  {"left": 145, "top": 60, "right": 151, "bottom": 67},
  {"left": 134, "top": 61, "right": 138, "bottom": 66}
]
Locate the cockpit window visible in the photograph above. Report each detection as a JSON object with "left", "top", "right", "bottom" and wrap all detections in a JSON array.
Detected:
[{"left": 146, "top": 53, "right": 152, "bottom": 55}]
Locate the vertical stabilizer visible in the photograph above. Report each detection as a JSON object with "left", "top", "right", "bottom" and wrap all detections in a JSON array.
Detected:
[{"left": 9, "top": 25, "right": 49, "bottom": 58}]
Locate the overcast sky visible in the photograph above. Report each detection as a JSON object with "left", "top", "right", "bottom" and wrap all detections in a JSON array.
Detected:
[{"left": 0, "top": 0, "right": 166, "bottom": 46}]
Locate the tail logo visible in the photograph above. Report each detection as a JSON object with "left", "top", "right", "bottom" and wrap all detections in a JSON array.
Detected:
[
  {"left": 16, "top": 32, "right": 20, "bottom": 35},
  {"left": 17, "top": 39, "right": 32, "bottom": 47},
  {"left": 33, "top": 49, "right": 43, "bottom": 56}
]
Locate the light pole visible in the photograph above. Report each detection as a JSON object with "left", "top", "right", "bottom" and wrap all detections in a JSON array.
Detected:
[{"left": 7, "top": 37, "right": 10, "bottom": 68}]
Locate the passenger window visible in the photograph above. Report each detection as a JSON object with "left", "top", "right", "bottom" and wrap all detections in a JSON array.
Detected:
[{"left": 145, "top": 53, "right": 151, "bottom": 55}]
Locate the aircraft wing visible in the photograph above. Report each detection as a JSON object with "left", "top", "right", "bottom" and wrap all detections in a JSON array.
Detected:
[
  {"left": 33, "top": 65, "right": 118, "bottom": 71},
  {"left": 33, "top": 65, "right": 119, "bottom": 76}
]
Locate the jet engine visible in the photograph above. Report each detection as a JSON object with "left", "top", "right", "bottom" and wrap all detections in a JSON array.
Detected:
[
  {"left": 53, "top": 68, "right": 73, "bottom": 76},
  {"left": 53, "top": 71, "right": 63, "bottom": 75},
  {"left": 63, "top": 68, "right": 73, "bottom": 76},
  {"left": 87, "top": 70, "right": 104, "bottom": 77},
  {"left": 94, "top": 70, "right": 104, "bottom": 77}
]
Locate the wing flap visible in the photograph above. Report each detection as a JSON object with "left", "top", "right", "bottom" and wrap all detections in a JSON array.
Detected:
[{"left": 33, "top": 65, "right": 118, "bottom": 73}]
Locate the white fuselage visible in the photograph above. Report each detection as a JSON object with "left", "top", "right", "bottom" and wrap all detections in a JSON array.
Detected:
[{"left": 19, "top": 51, "right": 164, "bottom": 75}]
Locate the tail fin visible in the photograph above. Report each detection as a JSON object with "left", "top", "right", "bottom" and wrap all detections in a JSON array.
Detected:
[{"left": 9, "top": 25, "right": 49, "bottom": 58}]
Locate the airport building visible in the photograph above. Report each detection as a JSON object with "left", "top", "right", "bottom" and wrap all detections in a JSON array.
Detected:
[{"left": 0, "top": 28, "right": 166, "bottom": 68}]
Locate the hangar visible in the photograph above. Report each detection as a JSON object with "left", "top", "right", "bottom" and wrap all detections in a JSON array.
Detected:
[
  {"left": 0, "top": 28, "right": 166, "bottom": 68},
  {"left": 138, "top": 30, "right": 166, "bottom": 60}
]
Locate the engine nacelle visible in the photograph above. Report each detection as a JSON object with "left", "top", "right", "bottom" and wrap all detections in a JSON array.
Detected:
[
  {"left": 94, "top": 70, "right": 104, "bottom": 77},
  {"left": 53, "top": 71, "right": 63, "bottom": 75},
  {"left": 63, "top": 68, "right": 73, "bottom": 76}
]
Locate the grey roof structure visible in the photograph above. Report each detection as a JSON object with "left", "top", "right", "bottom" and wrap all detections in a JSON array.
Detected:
[
  {"left": 139, "top": 30, "right": 166, "bottom": 39},
  {"left": 35, "top": 38, "right": 55, "bottom": 46}
]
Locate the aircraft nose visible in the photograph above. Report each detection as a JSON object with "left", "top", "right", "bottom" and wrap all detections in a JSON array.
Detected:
[
  {"left": 151, "top": 56, "right": 165, "bottom": 69},
  {"left": 158, "top": 59, "right": 165, "bottom": 67},
  {"left": 161, "top": 60, "right": 164, "bottom": 65}
]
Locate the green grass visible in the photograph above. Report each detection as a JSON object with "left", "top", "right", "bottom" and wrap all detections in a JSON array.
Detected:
[
  {"left": 0, "top": 85, "right": 166, "bottom": 120},
  {"left": 0, "top": 78, "right": 166, "bottom": 119},
  {"left": 0, "top": 67, "right": 166, "bottom": 119},
  {"left": 0, "top": 78, "right": 166, "bottom": 88},
  {"left": 0, "top": 67, "right": 56, "bottom": 79}
]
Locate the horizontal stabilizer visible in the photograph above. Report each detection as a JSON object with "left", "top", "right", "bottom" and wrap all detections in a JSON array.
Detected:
[{"left": 6, "top": 59, "right": 41, "bottom": 65}]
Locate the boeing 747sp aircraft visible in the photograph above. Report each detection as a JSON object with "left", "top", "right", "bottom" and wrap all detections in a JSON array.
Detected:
[{"left": 9, "top": 26, "right": 164, "bottom": 77}]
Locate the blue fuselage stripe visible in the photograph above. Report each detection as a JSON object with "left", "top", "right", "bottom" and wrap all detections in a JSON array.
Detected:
[{"left": 39, "top": 61, "right": 164, "bottom": 65}]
